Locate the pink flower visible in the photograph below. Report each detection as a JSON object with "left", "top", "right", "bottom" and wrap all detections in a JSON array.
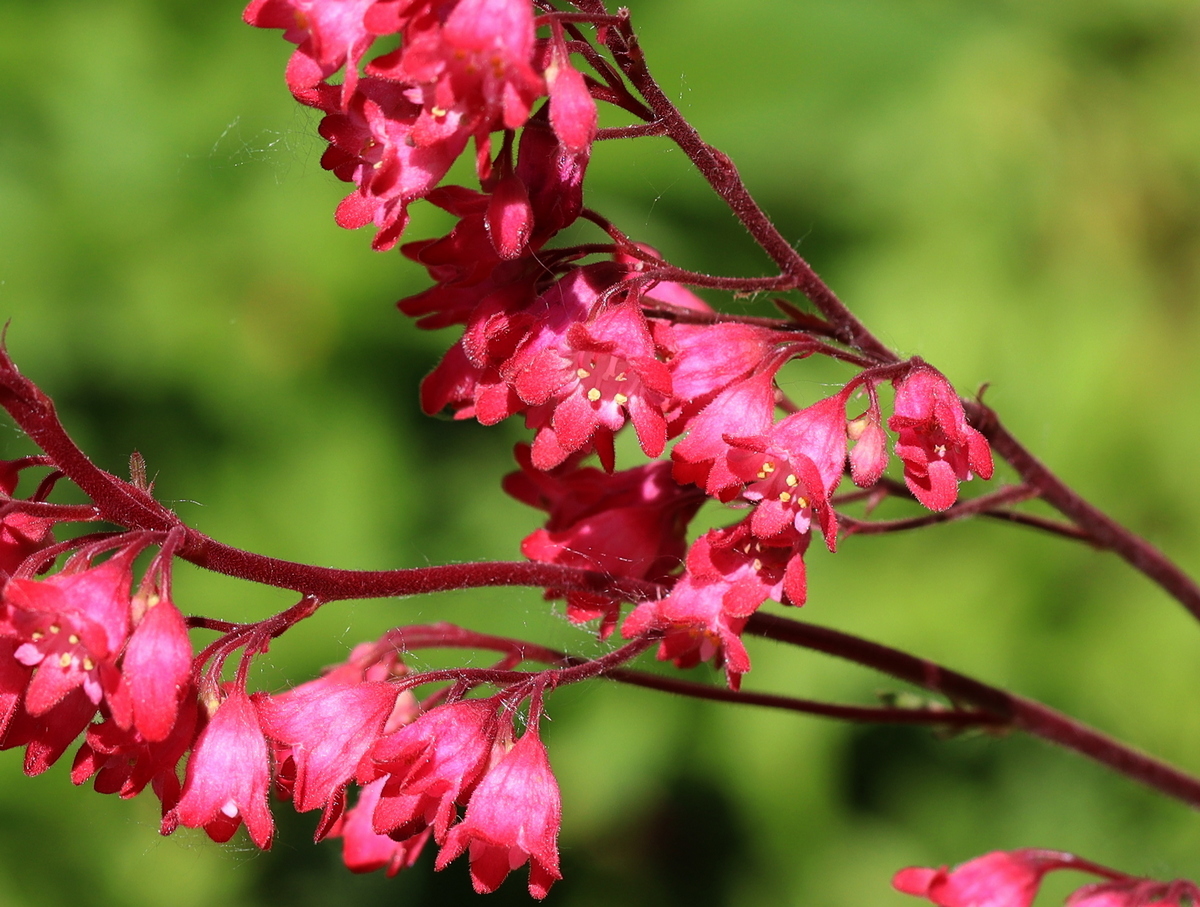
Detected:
[
  {"left": 370, "top": 697, "right": 500, "bottom": 842},
  {"left": 894, "top": 850, "right": 1070, "bottom": 907},
  {"left": 510, "top": 285, "right": 672, "bottom": 471},
  {"left": 888, "top": 365, "right": 993, "bottom": 511},
  {"left": 121, "top": 596, "right": 193, "bottom": 743},
  {"left": 71, "top": 693, "right": 199, "bottom": 811},
  {"left": 544, "top": 30, "right": 597, "bottom": 154},
  {"left": 0, "top": 553, "right": 136, "bottom": 718},
  {"left": 334, "top": 777, "right": 431, "bottom": 877},
  {"left": 243, "top": 0, "right": 379, "bottom": 103},
  {"left": 436, "top": 726, "right": 562, "bottom": 899},
  {"left": 170, "top": 690, "right": 275, "bottom": 848},
  {"left": 504, "top": 445, "right": 705, "bottom": 637},
  {"left": 622, "top": 520, "right": 805, "bottom": 688},
  {"left": 258, "top": 676, "right": 399, "bottom": 832},
  {"left": 726, "top": 392, "right": 848, "bottom": 547}
]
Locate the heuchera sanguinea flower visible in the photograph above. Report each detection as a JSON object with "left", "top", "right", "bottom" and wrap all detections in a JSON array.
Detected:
[
  {"left": 0, "top": 552, "right": 136, "bottom": 720},
  {"left": 436, "top": 725, "right": 562, "bottom": 899},
  {"left": 895, "top": 850, "right": 1200, "bottom": 907},
  {"left": 370, "top": 697, "right": 501, "bottom": 843},
  {"left": 121, "top": 595, "right": 193, "bottom": 743},
  {"left": 888, "top": 365, "right": 993, "bottom": 511},
  {"left": 259, "top": 676, "right": 399, "bottom": 834},
  {"left": 504, "top": 444, "right": 705, "bottom": 637},
  {"left": 335, "top": 777, "right": 431, "bottom": 876},
  {"left": 622, "top": 520, "right": 804, "bottom": 689},
  {"left": 726, "top": 392, "right": 849, "bottom": 547},
  {"left": 894, "top": 850, "right": 1076, "bottom": 907},
  {"left": 169, "top": 690, "right": 275, "bottom": 848}
]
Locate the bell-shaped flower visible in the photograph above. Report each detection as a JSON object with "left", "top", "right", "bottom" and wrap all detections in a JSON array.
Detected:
[
  {"left": 170, "top": 690, "right": 275, "bottom": 849},
  {"left": 1, "top": 553, "right": 135, "bottom": 718},
  {"left": 848, "top": 403, "right": 889, "bottom": 487},
  {"left": 504, "top": 445, "right": 705, "bottom": 637},
  {"left": 71, "top": 692, "right": 199, "bottom": 811},
  {"left": 436, "top": 726, "right": 562, "bottom": 899},
  {"left": 544, "top": 31, "right": 597, "bottom": 155},
  {"left": 672, "top": 367, "right": 782, "bottom": 498},
  {"left": 894, "top": 850, "right": 1076, "bottom": 907},
  {"left": 121, "top": 596, "right": 193, "bottom": 743},
  {"left": 888, "top": 366, "right": 993, "bottom": 511},
  {"left": 334, "top": 777, "right": 431, "bottom": 877},
  {"left": 370, "top": 697, "right": 501, "bottom": 843},
  {"left": 726, "top": 393, "right": 848, "bottom": 549},
  {"left": 259, "top": 676, "right": 399, "bottom": 834},
  {"left": 622, "top": 521, "right": 805, "bottom": 689}
]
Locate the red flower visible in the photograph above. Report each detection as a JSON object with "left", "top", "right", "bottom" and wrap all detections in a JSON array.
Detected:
[
  {"left": 894, "top": 850, "right": 1071, "bottom": 907},
  {"left": 505, "top": 444, "right": 705, "bottom": 637},
  {"left": 436, "top": 726, "right": 562, "bottom": 899},
  {"left": 170, "top": 690, "right": 275, "bottom": 848},
  {"left": 258, "top": 676, "right": 399, "bottom": 832},
  {"left": 370, "top": 697, "right": 501, "bottom": 842},
  {"left": 0, "top": 553, "right": 135, "bottom": 718},
  {"left": 121, "top": 596, "right": 193, "bottom": 743},
  {"left": 726, "top": 392, "right": 848, "bottom": 547},
  {"left": 888, "top": 366, "right": 993, "bottom": 511},
  {"left": 335, "top": 777, "right": 431, "bottom": 876}
]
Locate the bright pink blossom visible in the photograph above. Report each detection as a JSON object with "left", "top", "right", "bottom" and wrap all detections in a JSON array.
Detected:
[
  {"left": 170, "top": 690, "right": 275, "bottom": 848},
  {"left": 259, "top": 676, "right": 399, "bottom": 833},
  {"left": 122, "top": 596, "right": 193, "bottom": 743},
  {"left": 71, "top": 693, "right": 199, "bottom": 811},
  {"left": 436, "top": 726, "right": 562, "bottom": 899},
  {"left": 0, "top": 553, "right": 135, "bottom": 719},
  {"left": 622, "top": 520, "right": 805, "bottom": 688},
  {"left": 335, "top": 777, "right": 431, "bottom": 876},
  {"left": 370, "top": 697, "right": 501, "bottom": 843},
  {"left": 505, "top": 445, "right": 705, "bottom": 637},
  {"left": 888, "top": 365, "right": 994, "bottom": 511},
  {"left": 894, "top": 850, "right": 1076, "bottom": 907},
  {"left": 726, "top": 392, "right": 849, "bottom": 547}
]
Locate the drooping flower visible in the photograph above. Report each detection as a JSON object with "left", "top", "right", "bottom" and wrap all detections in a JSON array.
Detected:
[
  {"left": 504, "top": 444, "right": 705, "bottom": 637},
  {"left": 726, "top": 392, "right": 849, "bottom": 547},
  {"left": 0, "top": 552, "right": 136, "bottom": 719},
  {"left": 888, "top": 365, "right": 993, "bottom": 511},
  {"left": 622, "top": 520, "right": 805, "bottom": 689},
  {"left": 436, "top": 725, "right": 562, "bottom": 899},
  {"left": 894, "top": 850, "right": 1075, "bottom": 907},
  {"left": 121, "top": 595, "right": 193, "bottom": 743},
  {"left": 370, "top": 697, "right": 501, "bottom": 843},
  {"left": 169, "top": 690, "right": 275, "bottom": 849},
  {"left": 258, "top": 676, "right": 399, "bottom": 834},
  {"left": 71, "top": 692, "right": 199, "bottom": 811},
  {"left": 335, "top": 777, "right": 431, "bottom": 876}
]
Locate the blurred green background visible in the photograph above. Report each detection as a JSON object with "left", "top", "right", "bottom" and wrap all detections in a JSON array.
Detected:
[{"left": 2, "top": 0, "right": 1200, "bottom": 904}]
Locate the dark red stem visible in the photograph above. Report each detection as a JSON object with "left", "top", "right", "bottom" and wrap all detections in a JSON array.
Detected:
[{"left": 745, "top": 612, "right": 1200, "bottom": 810}]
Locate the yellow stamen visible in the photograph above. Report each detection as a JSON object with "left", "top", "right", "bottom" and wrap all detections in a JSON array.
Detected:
[
  {"left": 785, "top": 474, "right": 798, "bottom": 487},
  {"left": 576, "top": 368, "right": 590, "bottom": 379},
  {"left": 614, "top": 393, "right": 628, "bottom": 406},
  {"left": 779, "top": 491, "right": 792, "bottom": 503},
  {"left": 587, "top": 388, "right": 602, "bottom": 402},
  {"left": 59, "top": 653, "right": 73, "bottom": 668}
]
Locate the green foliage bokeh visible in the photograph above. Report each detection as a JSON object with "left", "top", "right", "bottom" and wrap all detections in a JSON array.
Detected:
[{"left": 1, "top": 0, "right": 1199, "bottom": 904}]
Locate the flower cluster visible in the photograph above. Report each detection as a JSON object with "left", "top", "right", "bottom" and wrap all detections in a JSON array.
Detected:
[
  {"left": 0, "top": 0, "right": 1050, "bottom": 899},
  {"left": 0, "top": 508, "right": 566, "bottom": 897}
]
